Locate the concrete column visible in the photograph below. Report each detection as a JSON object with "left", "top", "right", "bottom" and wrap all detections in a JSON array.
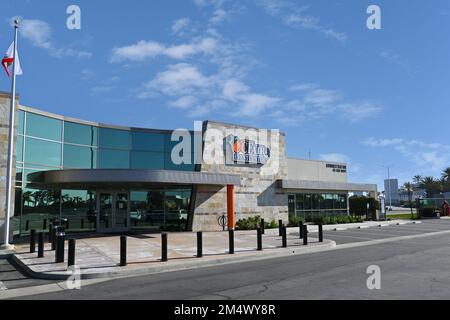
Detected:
[
  {"left": 227, "top": 185, "right": 235, "bottom": 230},
  {"left": 0, "top": 92, "right": 18, "bottom": 245}
]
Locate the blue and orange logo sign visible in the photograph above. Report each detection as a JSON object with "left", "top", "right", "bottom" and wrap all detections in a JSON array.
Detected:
[{"left": 226, "top": 135, "right": 270, "bottom": 165}]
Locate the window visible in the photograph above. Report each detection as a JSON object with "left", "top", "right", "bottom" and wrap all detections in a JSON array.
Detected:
[
  {"left": 98, "top": 149, "right": 129, "bottom": 169},
  {"left": 15, "top": 166, "right": 23, "bottom": 185},
  {"left": 131, "top": 132, "right": 165, "bottom": 152},
  {"left": 24, "top": 137, "right": 61, "bottom": 167},
  {"left": 131, "top": 151, "right": 164, "bottom": 170},
  {"left": 16, "top": 135, "right": 23, "bottom": 163},
  {"left": 64, "top": 122, "right": 98, "bottom": 146},
  {"left": 130, "top": 188, "right": 191, "bottom": 231},
  {"left": 21, "top": 188, "right": 60, "bottom": 235},
  {"left": 164, "top": 153, "right": 195, "bottom": 171},
  {"left": 26, "top": 113, "right": 62, "bottom": 141},
  {"left": 17, "top": 110, "right": 24, "bottom": 135},
  {"left": 99, "top": 128, "right": 129, "bottom": 150},
  {"left": 61, "top": 190, "right": 96, "bottom": 232},
  {"left": 295, "top": 194, "right": 304, "bottom": 211},
  {"left": 64, "top": 144, "right": 97, "bottom": 169}
]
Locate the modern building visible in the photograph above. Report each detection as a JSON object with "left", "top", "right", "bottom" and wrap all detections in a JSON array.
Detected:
[
  {"left": 398, "top": 188, "right": 426, "bottom": 202},
  {"left": 0, "top": 92, "right": 377, "bottom": 243},
  {"left": 384, "top": 179, "right": 400, "bottom": 206}
]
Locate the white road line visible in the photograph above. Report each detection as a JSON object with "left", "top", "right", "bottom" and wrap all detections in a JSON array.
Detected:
[{"left": 0, "top": 281, "right": 7, "bottom": 291}]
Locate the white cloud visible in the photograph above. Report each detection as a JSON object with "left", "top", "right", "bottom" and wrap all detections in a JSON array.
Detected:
[
  {"left": 110, "top": 38, "right": 217, "bottom": 62},
  {"left": 273, "top": 84, "right": 382, "bottom": 125},
  {"left": 289, "top": 83, "right": 319, "bottom": 91},
  {"left": 256, "top": 0, "right": 348, "bottom": 42},
  {"left": 363, "top": 137, "right": 450, "bottom": 172},
  {"left": 338, "top": 101, "right": 383, "bottom": 122},
  {"left": 142, "top": 63, "right": 212, "bottom": 97},
  {"left": 304, "top": 88, "right": 341, "bottom": 105},
  {"left": 169, "top": 96, "right": 198, "bottom": 109},
  {"left": 239, "top": 94, "right": 280, "bottom": 116},
  {"left": 222, "top": 79, "right": 249, "bottom": 100},
  {"left": 172, "top": 18, "right": 190, "bottom": 34},
  {"left": 111, "top": 41, "right": 165, "bottom": 62},
  {"left": 210, "top": 9, "right": 228, "bottom": 24},
  {"left": 17, "top": 18, "right": 92, "bottom": 59}
]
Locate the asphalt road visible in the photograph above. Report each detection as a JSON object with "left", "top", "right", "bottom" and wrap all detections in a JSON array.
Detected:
[
  {"left": 15, "top": 219, "right": 450, "bottom": 300},
  {"left": 0, "top": 258, "right": 57, "bottom": 291}
]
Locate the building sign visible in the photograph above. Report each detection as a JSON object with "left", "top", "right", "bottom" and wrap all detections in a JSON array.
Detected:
[{"left": 225, "top": 135, "right": 271, "bottom": 165}]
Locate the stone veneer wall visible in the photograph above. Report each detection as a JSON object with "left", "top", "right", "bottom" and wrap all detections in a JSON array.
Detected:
[
  {"left": 0, "top": 92, "right": 18, "bottom": 244},
  {"left": 192, "top": 121, "right": 289, "bottom": 231}
]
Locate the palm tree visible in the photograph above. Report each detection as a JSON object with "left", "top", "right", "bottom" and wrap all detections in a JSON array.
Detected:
[
  {"left": 413, "top": 175, "right": 423, "bottom": 187},
  {"left": 421, "top": 176, "right": 438, "bottom": 197},
  {"left": 403, "top": 182, "right": 414, "bottom": 218},
  {"left": 442, "top": 167, "right": 450, "bottom": 182}
]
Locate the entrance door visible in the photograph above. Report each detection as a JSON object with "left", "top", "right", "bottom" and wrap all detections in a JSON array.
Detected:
[{"left": 97, "top": 192, "right": 129, "bottom": 233}]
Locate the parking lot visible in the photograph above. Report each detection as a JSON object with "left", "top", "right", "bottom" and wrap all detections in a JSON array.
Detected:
[{"left": 318, "top": 219, "right": 450, "bottom": 245}]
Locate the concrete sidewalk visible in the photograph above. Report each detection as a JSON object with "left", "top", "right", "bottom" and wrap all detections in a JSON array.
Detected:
[
  {"left": 9, "top": 220, "right": 413, "bottom": 280},
  {"left": 12, "top": 230, "right": 334, "bottom": 280}
]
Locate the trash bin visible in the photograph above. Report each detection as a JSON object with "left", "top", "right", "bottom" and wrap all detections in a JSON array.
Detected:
[{"left": 56, "top": 225, "right": 66, "bottom": 237}]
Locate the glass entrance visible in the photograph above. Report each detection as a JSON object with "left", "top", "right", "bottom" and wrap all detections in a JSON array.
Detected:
[{"left": 97, "top": 192, "right": 129, "bottom": 233}]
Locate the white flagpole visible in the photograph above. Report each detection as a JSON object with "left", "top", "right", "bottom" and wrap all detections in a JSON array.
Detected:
[{"left": 2, "top": 18, "right": 19, "bottom": 249}]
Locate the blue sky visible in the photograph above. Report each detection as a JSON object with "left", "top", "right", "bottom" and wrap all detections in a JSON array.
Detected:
[{"left": 1, "top": 0, "right": 449, "bottom": 190}]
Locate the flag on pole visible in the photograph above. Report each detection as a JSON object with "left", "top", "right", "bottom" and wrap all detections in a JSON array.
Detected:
[{"left": 2, "top": 42, "right": 22, "bottom": 77}]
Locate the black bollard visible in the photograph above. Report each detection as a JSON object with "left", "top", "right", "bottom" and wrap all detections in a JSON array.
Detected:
[
  {"left": 120, "top": 236, "right": 127, "bottom": 266},
  {"left": 197, "top": 232, "right": 203, "bottom": 258},
  {"left": 278, "top": 220, "right": 283, "bottom": 236},
  {"left": 43, "top": 219, "right": 47, "bottom": 230},
  {"left": 303, "top": 225, "right": 308, "bottom": 246},
  {"left": 229, "top": 230, "right": 235, "bottom": 254},
  {"left": 81, "top": 219, "right": 84, "bottom": 229},
  {"left": 30, "top": 229, "right": 36, "bottom": 253},
  {"left": 299, "top": 221, "right": 304, "bottom": 239},
  {"left": 55, "top": 235, "right": 65, "bottom": 263},
  {"left": 319, "top": 223, "right": 323, "bottom": 243},
  {"left": 282, "top": 226, "right": 287, "bottom": 248},
  {"left": 68, "top": 239, "right": 76, "bottom": 267},
  {"left": 257, "top": 228, "right": 263, "bottom": 251},
  {"left": 51, "top": 227, "right": 57, "bottom": 251},
  {"left": 25, "top": 220, "right": 29, "bottom": 231},
  {"left": 161, "top": 233, "right": 168, "bottom": 262},
  {"left": 48, "top": 222, "right": 53, "bottom": 243},
  {"left": 261, "top": 218, "right": 265, "bottom": 235},
  {"left": 38, "top": 233, "right": 44, "bottom": 258}
]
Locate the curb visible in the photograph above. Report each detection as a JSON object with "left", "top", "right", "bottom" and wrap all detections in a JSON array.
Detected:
[{"left": 11, "top": 240, "right": 337, "bottom": 281}]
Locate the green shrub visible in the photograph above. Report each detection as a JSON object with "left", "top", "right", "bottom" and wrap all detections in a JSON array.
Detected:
[
  {"left": 236, "top": 216, "right": 261, "bottom": 230},
  {"left": 266, "top": 219, "right": 278, "bottom": 229},
  {"left": 288, "top": 215, "right": 304, "bottom": 227},
  {"left": 305, "top": 215, "right": 364, "bottom": 225}
]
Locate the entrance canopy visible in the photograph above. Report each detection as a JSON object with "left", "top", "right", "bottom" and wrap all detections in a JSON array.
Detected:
[{"left": 35, "top": 169, "right": 241, "bottom": 188}]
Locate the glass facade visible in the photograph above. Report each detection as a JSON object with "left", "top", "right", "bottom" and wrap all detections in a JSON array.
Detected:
[
  {"left": 130, "top": 189, "right": 191, "bottom": 231},
  {"left": 13, "top": 110, "right": 196, "bottom": 236},
  {"left": 289, "top": 193, "right": 348, "bottom": 220}
]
